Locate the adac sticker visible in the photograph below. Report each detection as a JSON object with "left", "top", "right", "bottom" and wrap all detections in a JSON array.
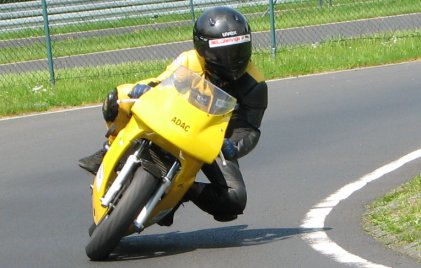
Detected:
[{"left": 209, "top": 34, "right": 251, "bottom": 48}]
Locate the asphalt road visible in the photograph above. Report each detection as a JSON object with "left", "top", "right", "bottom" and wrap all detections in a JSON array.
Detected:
[{"left": 1, "top": 61, "right": 420, "bottom": 267}]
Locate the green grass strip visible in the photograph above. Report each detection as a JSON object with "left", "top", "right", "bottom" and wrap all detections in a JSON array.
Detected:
[{"left": 363, "top": 175, "right": 421, "bottom": 261}]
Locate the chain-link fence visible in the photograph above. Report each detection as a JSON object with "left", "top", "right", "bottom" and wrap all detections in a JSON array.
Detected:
[{"left": 1, "top": 0, "right": 421, "bottom": 88}]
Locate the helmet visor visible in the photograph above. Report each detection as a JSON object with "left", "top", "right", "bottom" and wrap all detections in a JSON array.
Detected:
[{"left": 204, "top": 34, "right": 252, "bottom": 81}]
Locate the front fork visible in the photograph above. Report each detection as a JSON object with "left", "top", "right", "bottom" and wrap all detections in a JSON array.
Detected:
[
  {"left": 100, "top": 140, "right": 148, "bottom": 208},
  {"left": 99, "top": 138, "right": 181, "bottom": 231},
  {"left": 133, "top": 161, "right": 180, "bottom": 231}
]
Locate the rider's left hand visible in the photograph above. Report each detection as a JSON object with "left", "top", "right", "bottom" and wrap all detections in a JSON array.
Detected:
[{"left": 222, "top": 138, "right": 238, "bottom": 160}]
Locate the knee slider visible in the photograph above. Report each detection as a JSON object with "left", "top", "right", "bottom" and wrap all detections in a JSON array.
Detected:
[{"left": 224, "top": 186, "right": 247, "bottom": 215}]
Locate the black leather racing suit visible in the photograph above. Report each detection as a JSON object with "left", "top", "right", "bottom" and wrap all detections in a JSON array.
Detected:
[{"left": 188, "top": 61, "right": 268, "bottom": 221}]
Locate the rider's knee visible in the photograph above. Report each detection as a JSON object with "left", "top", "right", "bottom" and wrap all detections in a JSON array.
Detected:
[{"left": 214, "top": 186, "right": 247, "bottom": 222}]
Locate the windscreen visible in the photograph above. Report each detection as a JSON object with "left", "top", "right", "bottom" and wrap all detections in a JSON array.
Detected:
[{"left": 159, "top": 65, "right": 237, "bottom": 115}]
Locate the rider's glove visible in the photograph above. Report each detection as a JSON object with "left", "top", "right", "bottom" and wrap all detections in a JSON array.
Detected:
[
  {"left": 129, "top": 84, "right": 151, "bottom": 98},
  {"left": 222, "top": 138, "right": 238, "bottom": 160},
  {"left": 102, "top": 88, "right": 119, "bottom": 122}
]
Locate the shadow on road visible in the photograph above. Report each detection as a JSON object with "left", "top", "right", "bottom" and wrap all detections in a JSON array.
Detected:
[{"left": 109, "top": 224, "right": 330, "bottom": 261}]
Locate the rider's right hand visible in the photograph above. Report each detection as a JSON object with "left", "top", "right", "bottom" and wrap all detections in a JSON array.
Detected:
[{"left": 102, "top": 88, "right": 119, "bottom": 122}]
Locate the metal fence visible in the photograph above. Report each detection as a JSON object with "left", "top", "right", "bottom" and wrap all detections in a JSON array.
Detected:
[{"left": 1, "top": 0, "right": 421, "bottom": 87}]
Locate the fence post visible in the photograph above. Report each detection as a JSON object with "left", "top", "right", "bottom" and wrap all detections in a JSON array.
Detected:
[
  {"left": 268, "top": 0, "right": 277, "bottom": 56},
  {"left": 41, "top": 0, "right": 55, "bottom": 85},
  {"left": 189, "top": 0, "right": 196, "bottom": 24}
]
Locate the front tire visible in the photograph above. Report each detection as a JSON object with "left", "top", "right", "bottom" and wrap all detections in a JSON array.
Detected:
[{"left": 85, "top": 168, "right": 159, "bottom": 261}]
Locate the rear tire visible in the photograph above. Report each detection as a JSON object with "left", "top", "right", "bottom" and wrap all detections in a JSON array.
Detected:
[{"left": 85, "top": 168, "right": 159, "bottom": 261}]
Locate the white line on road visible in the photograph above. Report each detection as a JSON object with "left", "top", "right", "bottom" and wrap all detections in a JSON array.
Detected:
[
  {"left": 301, "top": 148, "right": 421, "bottom": 268},
  {"left": 0, "top": 104, "right": 101, "bottom": 122}
]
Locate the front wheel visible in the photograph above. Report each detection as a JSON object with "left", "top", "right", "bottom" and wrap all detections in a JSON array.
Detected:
[{"left": 85, "top": 168, "right": 159, "bottom": 261}]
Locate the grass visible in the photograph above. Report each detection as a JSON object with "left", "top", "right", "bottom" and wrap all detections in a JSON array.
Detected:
[
  {"left": 1, "top": 30, "right": 421, "bottom": 117},
  {"left": 0, "top": 60, "right": 169, "bottom": 115},
  {"left": 363, "top": 175, "right": 421, "bottom": 262}
]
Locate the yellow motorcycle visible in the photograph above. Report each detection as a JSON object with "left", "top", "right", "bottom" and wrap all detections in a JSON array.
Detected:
[{"left": 85, "top": 66, "right": 237, "bottom": 260}]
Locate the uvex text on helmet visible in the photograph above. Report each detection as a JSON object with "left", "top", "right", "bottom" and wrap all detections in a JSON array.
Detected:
[{"left": 193, "top": 7, "right": 252, "bottom": 81}]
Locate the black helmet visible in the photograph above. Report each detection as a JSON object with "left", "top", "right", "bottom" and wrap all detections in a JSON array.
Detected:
[{"left": 193, "top": 6, "right": 252, "bottom": 81}]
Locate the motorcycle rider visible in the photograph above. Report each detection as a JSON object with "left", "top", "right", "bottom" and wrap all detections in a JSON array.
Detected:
[{"left": 79, "top": 6, "right": 268, "bottom": 225}]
